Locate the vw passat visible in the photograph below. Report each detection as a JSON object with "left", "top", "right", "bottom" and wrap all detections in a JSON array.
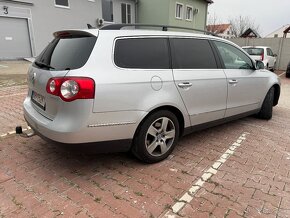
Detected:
[{"left": 24, "top": 25, "right": 280, "bottom": 163}]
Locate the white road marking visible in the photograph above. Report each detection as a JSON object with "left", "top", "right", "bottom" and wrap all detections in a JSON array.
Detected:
[
  {"left": 0, "top": 65, "right": 8, "bottom": 68},
  {"left": 0, "top": 126, "right": 31, "bottom": 138},
  {"left": 278, "top": 72, "right": 286, "bottom": 77},
  {"left": 163, "top": 132, "right": 249, "bottom": 217}
]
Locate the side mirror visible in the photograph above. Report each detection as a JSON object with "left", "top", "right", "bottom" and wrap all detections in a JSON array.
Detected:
[
  {"left": 256, "top": 60, "right": 265, "bottom": 70},
  {"left": 273, "top": 54, "right": 277, "bottom": 57}
]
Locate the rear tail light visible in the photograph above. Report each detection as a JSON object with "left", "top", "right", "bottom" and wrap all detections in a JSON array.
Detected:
[
  {"left": 261, "top": 51, "right": 264, "bottom": 61},
  {"left": 46, "top": 77, "right": 95, "bottom": 102}
]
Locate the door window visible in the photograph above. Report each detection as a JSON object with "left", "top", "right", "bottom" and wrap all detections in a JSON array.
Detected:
[
  {"left": 214, "top": 41, "right": 253, "bottom": 69},
  {"left": 267, "top": 48, "right": 274, "bottom": 56},
  {"left": 171, "top": 38, "right": 217, "bottom": 69}
]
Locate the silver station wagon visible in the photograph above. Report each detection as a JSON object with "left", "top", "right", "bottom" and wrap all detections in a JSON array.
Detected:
[{"left": 24, "top": 24, "right": 280, "bottom": 163}]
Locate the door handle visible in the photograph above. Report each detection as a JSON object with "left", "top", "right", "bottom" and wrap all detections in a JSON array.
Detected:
[
  {"left": 228, "top": 79, "right": 238, "bottom": 85},
  {"left": 178, "top": 82, "right": 192, "bottom": 89}
]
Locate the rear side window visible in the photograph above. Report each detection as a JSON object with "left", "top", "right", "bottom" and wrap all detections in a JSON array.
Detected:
[
  {"left": 114, "top": 38, "right": 170, "bottom": 69},
  {"left": 34, "top": 35, "right": 97, "bottom": 71},
  {"left": 171, "top": 38, "right": 217, "bottom": 69}
]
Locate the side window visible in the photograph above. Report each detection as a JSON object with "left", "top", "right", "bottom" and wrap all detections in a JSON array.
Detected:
[
  {"left": 214, "top": 41, "right": 254, "bottom": 70},
  {"left": 114, "top": 38, "right": 170, "bottom": 69},
  {"left": 171, "top": 38, "right": 217, "bottom": 69},
  {"left": 268, "top": 48, "right": 274, "bottom": 56},
  {"left": 267, "top": 48, "right": 270, "bottom": 56}
]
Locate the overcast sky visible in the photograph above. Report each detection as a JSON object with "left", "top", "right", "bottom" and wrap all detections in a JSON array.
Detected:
[{"left": 208, "top": 0, "right": 290, "bottom": 36}]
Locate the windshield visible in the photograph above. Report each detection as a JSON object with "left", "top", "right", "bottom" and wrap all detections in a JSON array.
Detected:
[
  {"left": 34, "top": 35, "right": 97, "bottom": 71},
  {"left": 243, "top": 48, "right": 264, "bottom": 56}
]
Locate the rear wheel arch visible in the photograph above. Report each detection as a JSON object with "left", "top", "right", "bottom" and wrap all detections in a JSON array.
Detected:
[
  {"left": 134, "top": 105, "right": 185, "bottom": 140},
  {"left": 273, "top": 84, "right": 280, "bottom": 106}
]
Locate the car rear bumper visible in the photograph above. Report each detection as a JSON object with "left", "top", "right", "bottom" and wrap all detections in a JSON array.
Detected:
[{"left": 23, "top": 97, "right": 146, "bottom": 144}]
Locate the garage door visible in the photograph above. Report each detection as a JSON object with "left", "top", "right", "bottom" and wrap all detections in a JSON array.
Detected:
[{"left": 0, "top": 17, "right": 32, "bottom": 59}]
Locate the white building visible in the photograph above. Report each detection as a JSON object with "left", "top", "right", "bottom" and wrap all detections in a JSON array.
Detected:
[{"left": 265, "top": 24, "right": 290, "bottom": 38}]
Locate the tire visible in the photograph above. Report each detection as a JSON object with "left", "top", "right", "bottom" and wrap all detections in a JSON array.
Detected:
[
  {"left": 132, "top": 110, "right": 180, "bottom": 163},
  {"left": 257, "top": 87, "right": 274, "bottom": 120},
  {"left": 286, "top": 71, "right": 290, "bottom": 78}
]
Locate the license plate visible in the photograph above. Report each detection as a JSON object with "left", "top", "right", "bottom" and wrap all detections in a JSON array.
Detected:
[{"left": 31, "top": 91, "right": 46, "bottom": 110}]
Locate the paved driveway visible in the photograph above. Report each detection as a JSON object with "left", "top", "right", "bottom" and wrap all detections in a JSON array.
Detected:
[{"left": 0, "top": 71, "right": 290, "bottom": 217}]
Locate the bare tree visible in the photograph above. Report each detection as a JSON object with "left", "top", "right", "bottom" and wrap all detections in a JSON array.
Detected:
[
  {"left": 207, "top": 13, "right": 222, "bottom": 32},
  {"left": 229, "top": 16, "right": 260, "bottom": 37}
]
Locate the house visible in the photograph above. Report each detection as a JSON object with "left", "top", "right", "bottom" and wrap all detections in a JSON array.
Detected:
[
  {"left": 240, "top": 28, "right": 261, "bottom": 38},
  {"left": 265, "top": 24, "right": 290, "bottom": 38},
  {"left": 0, "top": 0, "right": 211, "bottom": 60},
  {"left": 137, "top": 0, "right": 213, "bottom": 32},
  {"left": 206, "top": 23, "right": 234, "bottom": 39},
  {"left": 0, "top": 0, "right": 136, "bottom": 59}
]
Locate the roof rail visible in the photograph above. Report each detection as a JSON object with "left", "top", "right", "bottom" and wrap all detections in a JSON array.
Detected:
[{"left": 100, "top": 24, "right": 218, "bottom": 36}]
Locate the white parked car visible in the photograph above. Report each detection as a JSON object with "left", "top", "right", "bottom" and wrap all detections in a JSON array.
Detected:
[{"left": 242, "top": 46, "right": 277, "bottom": 71}]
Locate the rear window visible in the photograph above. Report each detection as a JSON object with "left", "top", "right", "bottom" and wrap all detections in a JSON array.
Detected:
[
  {"left": 34, "top": 35, "right": 97, "bottom": 71},
  {"left": 243, "top": 48, "right": 264, "bottom": 56},
  {"left": 171, "top": 38, "right": 217, "bottom": 69},
  {"left": 114, "top": 38, "right": 170, "bottom": 69}
]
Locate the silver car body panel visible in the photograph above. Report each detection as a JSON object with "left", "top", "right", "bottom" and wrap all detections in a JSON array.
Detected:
[{"left": 23, "top": 29, "right": 280, "bottom": 145}]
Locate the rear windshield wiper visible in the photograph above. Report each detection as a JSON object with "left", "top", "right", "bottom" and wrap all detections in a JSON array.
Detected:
[{"left": 35, "top": 61, "right": 55, "bottom": 70}]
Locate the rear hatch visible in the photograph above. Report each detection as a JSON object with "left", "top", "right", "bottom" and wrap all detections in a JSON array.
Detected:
[
  {"left": 28, "top": 30, "right": 97, "bottom": 120},
  {"left": 243, "top": 47, "right": 264, "bottom": 61}
]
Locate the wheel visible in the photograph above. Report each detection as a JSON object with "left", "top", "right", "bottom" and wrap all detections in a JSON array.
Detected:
[
  {"left": 257, "top": 87, "right": 274, "bottom": 120},
  {"left": 132, "top": 110, "right": 180, "bottom": 163},
  {"left": 286, "top": 71, "right": 290, "bottom": 78}
]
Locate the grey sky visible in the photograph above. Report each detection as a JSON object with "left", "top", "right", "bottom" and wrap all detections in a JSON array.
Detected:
[{"left": 208, "top": 0, "right": 290, "bottom": 36}]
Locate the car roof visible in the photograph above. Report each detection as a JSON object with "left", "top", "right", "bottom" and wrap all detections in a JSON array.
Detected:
[{"left": 56, "top": 28, "right": 233, "bottom": 42}]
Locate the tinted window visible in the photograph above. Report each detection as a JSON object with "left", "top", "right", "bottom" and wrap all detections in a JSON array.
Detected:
[
  {"left": 34, "top": 36, "right": 96, "bottom": 71},
  {"left": 214, "top": 41, "right": 253, "bottom": 70},
  {"left": 171, "top": 38, "right": 217, "bottom": 69},
  {"left": 114, "top": 38, "right": 170, "bottom": 69}
]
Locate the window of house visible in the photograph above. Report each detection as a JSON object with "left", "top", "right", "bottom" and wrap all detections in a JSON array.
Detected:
[
  {"left": 102, "top": 0, "right": 113, "bottom": 22},
  {"left": 185, "top": 6, "right": 193, "bottom": 21},
  {"left": 171, "top": 38, "right": 217, "bottom": 69},
  {"left": 55, "top": 0, "right": 69, "bottom": 8},
  {"left": 175, "top": 3, "right": 183, "bottom": 19},
  {"left": 114, "top": 38, "right": 170, "bottom": 69},
  {"left": 121, "top": 3, "right": 132, "bottom": 24}
]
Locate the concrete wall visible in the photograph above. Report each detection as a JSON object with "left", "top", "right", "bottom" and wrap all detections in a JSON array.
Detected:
[{"left": 230, "top": 38, "right": 290, "bottom": 71}]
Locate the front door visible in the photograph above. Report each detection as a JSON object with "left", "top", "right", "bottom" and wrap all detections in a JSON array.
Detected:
[{"left": 213, "top": 41, "right": 268, "bottom": 117}]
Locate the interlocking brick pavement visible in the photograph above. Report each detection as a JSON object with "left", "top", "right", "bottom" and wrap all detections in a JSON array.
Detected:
[
  {"left": 0, "top": 74, "right": 289, "bottom": 217},
  {"left": 0, "top": 85, "right": 28, "bottom": 135}
]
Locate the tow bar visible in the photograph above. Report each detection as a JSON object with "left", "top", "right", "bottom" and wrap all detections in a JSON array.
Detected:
[{"left": 15, "top": 126, "right": 35, "bottom": 138}]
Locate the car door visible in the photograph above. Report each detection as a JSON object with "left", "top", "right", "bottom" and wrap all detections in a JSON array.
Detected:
[
  {"left": 267, "top": 48, "right": 275, "bottom": 68},
  {"left": 212, "top": 40, "right": 268, "bottom": 117},
  {"left": 170, "top": 37, "right": 227, "bottom": 126}
]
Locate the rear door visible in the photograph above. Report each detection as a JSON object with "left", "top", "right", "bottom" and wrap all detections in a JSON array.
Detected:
[
  {"left": 212, "top": 40, "right": 268, "bottom": 117},
  {"left": 28, "top": 31, "right": 97, "bottom": 120},
  {"left": 170, "top": 37, "right": 227, "bottom": 126},
  {"left": 266, "top": 48, "right": 276, "bottom": 68}
]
